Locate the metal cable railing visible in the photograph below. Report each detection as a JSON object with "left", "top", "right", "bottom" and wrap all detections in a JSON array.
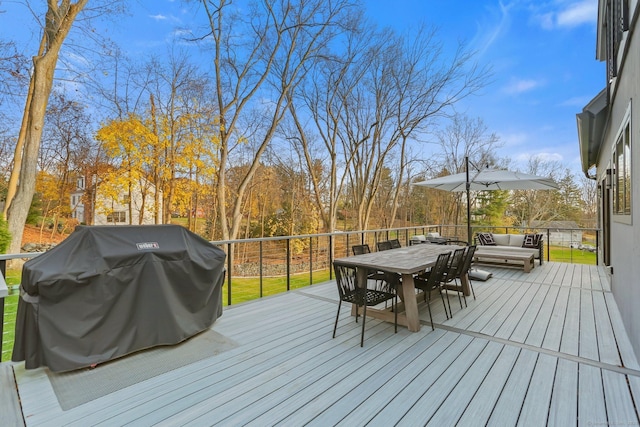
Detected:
[{"left": 0, "top": 224, "right": 598, "bottom": 362}]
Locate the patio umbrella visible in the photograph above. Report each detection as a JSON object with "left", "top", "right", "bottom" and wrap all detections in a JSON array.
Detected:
[{"left": 414, "top": 157, "right": 559, "bottom": 243}]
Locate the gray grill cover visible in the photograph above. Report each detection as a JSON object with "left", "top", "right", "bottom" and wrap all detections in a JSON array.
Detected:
[{"left": 12, "top": 225, "right": 226, "bottom": 372}]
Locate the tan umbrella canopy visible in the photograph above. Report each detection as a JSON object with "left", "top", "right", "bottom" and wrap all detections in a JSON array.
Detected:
[{"left": 414, "top": 157, "right": 560, "bottom": 243}]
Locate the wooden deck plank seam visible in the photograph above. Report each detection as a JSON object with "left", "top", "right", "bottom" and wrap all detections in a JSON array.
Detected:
[{"left": 428, "top": 322, "right": 640, "bottom": 377}]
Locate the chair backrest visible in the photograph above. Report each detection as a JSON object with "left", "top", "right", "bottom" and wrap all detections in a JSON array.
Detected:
[
  {"left": 425, "top": 252, "right": 451, "bottom": 289},
  {"left": 352, "top": 244, "right": 371, "bottom": 255},
  {"left": 333, "top": 261, "right": 358, "bottom": 300},
  {"left": 458, "top": 245, "right": 477, "bottom": 277},
  {"left": 377, "top": 241, "right": 393, "bottom": 251},
  {"left": 446, "top": 248, "right": 467, "bottom": 280},
  {"left": 446, "top": 239, "right": 470, "bottom": 246},
  {"left": 389, "top": 239, "right": 401, "bottom": 249}
]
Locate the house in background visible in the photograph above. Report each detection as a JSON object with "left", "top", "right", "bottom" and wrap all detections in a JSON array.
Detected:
[
  {"left": 577, "top": 0, "right": 639, "bottom": 356},
  {"left": 529, "top": 220, "right": 583, "bottom": 247},
  {"left": 70, "top": 173, "right": 164, "bottom": 226}
]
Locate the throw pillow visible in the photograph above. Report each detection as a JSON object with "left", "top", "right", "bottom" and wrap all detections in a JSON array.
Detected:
[
  {"left": 477, "top": 232, "right": 496, "bottom": 246},
  {"left": 522, "top": 233, "right": 543, "bottom": 248}
]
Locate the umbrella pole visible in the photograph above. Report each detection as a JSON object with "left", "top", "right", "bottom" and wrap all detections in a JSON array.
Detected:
[{"left": 466, "top": 156, "right": 471, "bottom": 244}]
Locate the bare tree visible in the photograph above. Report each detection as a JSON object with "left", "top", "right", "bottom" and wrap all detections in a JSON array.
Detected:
[
  {"left": 4, "top": 0, "right": 124, "bottom": 253},
  {"left": 344, "top": 26, "right": 489, "bottom": 230},
  {"left": 510, "top": 157, "right": 565, "bottom": 226},
  {"left": 579, "top": 174, "right": 597, "bottom": 228},
  {"left": 432, "top": 113, "right": 502, "bottom": 226},
  {"left": 195, "top": 0, "right": 353, "bottom": 241},
  {"left": 285, "top": 11, "right": 369, "bottom": 232},
  {"left": 144, "top": 51, "right": 211, "bottom": 223}
]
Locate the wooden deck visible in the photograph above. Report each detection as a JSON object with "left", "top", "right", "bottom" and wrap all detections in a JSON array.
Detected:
[{"left": 4, "top": 262, "right": 640, "bottom": 426}]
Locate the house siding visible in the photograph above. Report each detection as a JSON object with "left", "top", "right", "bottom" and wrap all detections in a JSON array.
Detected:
[{"left": 594, "top": 0, "right": 640, "bottom": 356}]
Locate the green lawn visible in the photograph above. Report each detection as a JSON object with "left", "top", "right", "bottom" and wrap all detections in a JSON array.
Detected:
[
  {"left": 1, "top": 294, "right": 19, "bottom": 361},
  {"left": 548, "top": 246, "right": 596, "bottom": 265},
  {"left": 223, "top": 269, "right": 332, "bottom": 305},
  {"left": 2, "top": 272, "right": 20, "bottom": 361}
]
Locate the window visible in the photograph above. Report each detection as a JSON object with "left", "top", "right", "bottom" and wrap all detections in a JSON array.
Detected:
[
  {"left": 613, "top": 105, "right": 631, "bottom": 220},
  {"left": 106, "top": 211, "right": 126, "bottom": 223},
  {"left": 77, "top": 176, "right": 85, "bottom": 190},
  {"left": 605, "top": 0, "right": 630, "bottom": 81}
]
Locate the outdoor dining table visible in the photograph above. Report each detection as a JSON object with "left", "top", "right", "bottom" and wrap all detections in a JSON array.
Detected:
[{"left": 334, "top": 243, "right": 469, "bottom": 332}]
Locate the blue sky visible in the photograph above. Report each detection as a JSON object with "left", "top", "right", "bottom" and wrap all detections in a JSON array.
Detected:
[
  {"left": 363, "top": 0, "right": 604, "bottom": 174},
  {"left": 2, "top": 0, "right": 604, "bottom": 176}
]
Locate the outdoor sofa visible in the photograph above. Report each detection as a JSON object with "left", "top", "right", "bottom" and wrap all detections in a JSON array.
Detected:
[{"left": 475, "top": 232, "right": 544, "bottom": 266}]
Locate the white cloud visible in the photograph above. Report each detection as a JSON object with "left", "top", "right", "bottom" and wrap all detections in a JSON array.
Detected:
[
  {"left": 503, "top": 78, "right": 544, "bottom": 94},
  {"left": 532, "top": 0, "right": 597, "bottom": 30},
  {"left": 471, "top": 2, "right": 513, "bottom": 57},
  {"left": 556, "top": 0, "right": 597, "bottom": 28},
  {"left": 149, "top": 13, "right": 182, "bottom": 25}
]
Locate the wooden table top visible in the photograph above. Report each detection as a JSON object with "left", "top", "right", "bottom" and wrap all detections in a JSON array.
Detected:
[{"left": 334, "top": 243, "right": 464, "bottom": 275}]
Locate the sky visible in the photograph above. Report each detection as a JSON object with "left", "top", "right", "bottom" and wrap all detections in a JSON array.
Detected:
[
  {"left": 362, "top": 0, "right": 604, "bottom": 176},
  {"left": 1, "top": 0, "right": 604, "bottom": 177}
]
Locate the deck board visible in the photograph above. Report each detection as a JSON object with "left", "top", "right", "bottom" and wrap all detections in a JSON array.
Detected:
[
  {"left": 602, "top": 369, "right": 638, "bottom": 424},
  {"left": 455, "top": 344, "right": 521, "bottom": 426},
  {"left": 425, "top": 341, "right": 504, "bottom": 426},
  {"left": 547, "top": 358, "right": 578, "bottom": 427},
  {"left": 578, "top": 365, "right": 608, "bottom": 424},
  {"left": 524, "top": 285, "right": 560, "bottom": 347},
  {"left": 364, "top": 334, "right": 475, "bottom": 427},
  {"left": 486, "top": 349, "right": 539, "bottom": 426},
  {"left": 4, "top": 262, "right": 640, "bottom": 426},
  {"left": 560, "top": 287, "right": 581, "bottom": 356},
  {"left": 392, "top": 338, "right": 489, "bottom": 426},
  {"left": 541, "top": 285, "right": 570, "bottom": 352}
]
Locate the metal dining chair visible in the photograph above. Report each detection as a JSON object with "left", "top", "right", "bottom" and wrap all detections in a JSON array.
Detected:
[
  {"left": 352, "top": 244, "right": 371, "bottom": 255},
  {"left": 376, "top": 241, "right": 393, "bottom": 251},
  {"left": 413, "top": 252, "right": 451, "bottom": 329},
  {"left": 456, "top": 245, "right": 477, "bottom": 300},
  {"left": 351, "top": 244, "right": 389, "bottom": 286},
  {"left": 333, "top": 261, "right": 398, "bottom": 346},
  {"left": 441, "top": 248, "right": 467, "bottom": 314}
]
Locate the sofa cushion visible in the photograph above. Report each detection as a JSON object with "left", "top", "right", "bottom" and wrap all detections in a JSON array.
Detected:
[
  {"left": 475, "top": 245, "right": 540, "bottom": 259},
  {"left": 522, "top": 233, "right": 543, "bottom": 248},
  {"left": 509, "top": 234, "right": 525, "bottom": 247},
  {"left": 492, "top": 234, "right": 510, "bottom": 246},
  {"left": 477, "top": 232, "right": 496, "bottom": 246}
]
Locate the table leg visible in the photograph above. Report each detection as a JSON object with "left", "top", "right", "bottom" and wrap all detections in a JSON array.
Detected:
[
  {"left": 459, "top": 273, "right": 471, "bottom": 296},
  {"left": 400, "top": 273, "right": 421, "bottom": 332}
]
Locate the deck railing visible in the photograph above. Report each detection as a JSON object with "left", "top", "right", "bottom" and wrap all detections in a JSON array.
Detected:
[{"left": 0, "top": 224, "right": 598, "bottom": 361}]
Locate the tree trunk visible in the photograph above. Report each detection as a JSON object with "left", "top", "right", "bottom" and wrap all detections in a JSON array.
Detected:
[{"left": 6, "top": 0, "right": 88, "bottom": 254}]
